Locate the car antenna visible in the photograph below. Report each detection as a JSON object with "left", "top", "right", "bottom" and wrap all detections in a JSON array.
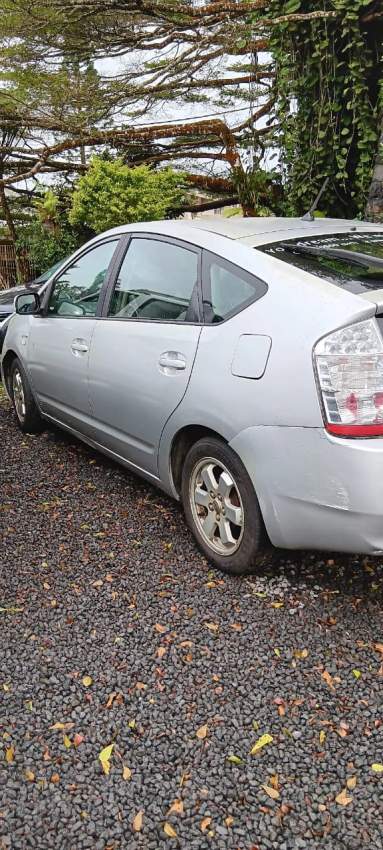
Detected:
[{"left": 301, "top": 176, "right": 330, "bottom": 221}]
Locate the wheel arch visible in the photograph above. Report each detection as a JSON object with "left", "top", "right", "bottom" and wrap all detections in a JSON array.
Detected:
[
  {"left": 170, "top": 424, "right": 228, "bottom": 496},
  {"left": 1, "top": 349, "right": 18, "bottom": 395}
]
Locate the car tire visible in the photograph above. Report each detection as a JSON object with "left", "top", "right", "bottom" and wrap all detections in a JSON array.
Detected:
[
  {"left": 10, "top": 357, "right": 43, "bottom": 434},
  {"left": 181, "top": 436, "right": 264, "bottom": 575}
]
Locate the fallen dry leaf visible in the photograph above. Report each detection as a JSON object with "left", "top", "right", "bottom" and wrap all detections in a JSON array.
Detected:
[
  {"left": 63, "top": 735, "right": 71, "bottom": 749},
  {"left": 157, "top": 646, "right": 167, "bottom": 659},
  {"left": 168, "top": 799, "right": 184, "bottom": 815},
  {"left": 346, "top": 776, "right": 357, "bottom": 790},
  {"left": 5, "top": 746, "right": 14, "bottom": 764},
  {"left": 352, "top": 669, "right": 362, "bottom": 680},
  {"left": 51, "top": 773, "right": 60, "bottom": 784},
  {"left": 335, "top": 788, "right": 353, "bottom": 806},
  {"left": 24, "top": 769, "right": 35, "bottom": 782},
  {"left": 73, "top": 733, "right": 84, "bottom": 747},
  {"left": 133, "top": 810, "right": 144, "bottom": 832},
  {"left": 322, "top": 670, "right": 335, "bottom": 690},
  {"left": 205, "top": 622, "right": 219, "bottom": 632},
  {"left": 163, "top": 822, "right": 177, "bottom": 838},
  {"left": 319, "top": 730, "right": 326, "bottom": 745},
  {"left": 250, "top": 733, "right": 273, "bottom": 755},
  {"left": 227, "top": 754, "right": 243, "bottom": 765},
  {"left": 154, "top": 623, "right": 167, "bottom": 634},
  {"left": 50, "top": 722, "right": 74, "bottom": 731},
  {"left": 196, "top": 724, "right": 208, "bottom": 740},
  {"left": 371, "top": 763, "right": 383, "bottom": 773},
  {"left": 123, "top": 765, "right": 132, "bottom": 781},
  {"left": 225, "top": 816, "right": 234, "bottom": 827},
  {"left": 99, "top": 743, "right": 114, "bottom": 775},
  {"left": 201, "top": 817, "right": 212, "bottom": 832},
  {"left": 374, "top": 643, "right": 383, "bottom": 655},
  {"left": 82, "top": 676, "right": 93, "bottom": 687},
  {"left": 261, "top": 783, "right": 280, "bottom": 800}
]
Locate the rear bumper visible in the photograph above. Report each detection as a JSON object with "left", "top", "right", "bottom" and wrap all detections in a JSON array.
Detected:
[{"left": 229, "top": 425, "right": 383, "bottom": 554}]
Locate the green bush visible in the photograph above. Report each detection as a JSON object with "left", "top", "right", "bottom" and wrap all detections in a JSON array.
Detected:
[{"left": 69, "top": 157, "right": 186, "bottom": 233}]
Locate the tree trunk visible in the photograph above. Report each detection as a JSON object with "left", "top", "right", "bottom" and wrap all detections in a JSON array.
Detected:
[
  {"left": 366, "top": 116, "right": 383, "bottom": 222},
  {"left": 0, "top": 181, "right": 29, "bottom": 283}
]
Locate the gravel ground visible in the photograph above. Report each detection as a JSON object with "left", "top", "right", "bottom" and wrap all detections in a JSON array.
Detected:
[{"left": 1, "top": 395, "right": 383, "bottom": 850}]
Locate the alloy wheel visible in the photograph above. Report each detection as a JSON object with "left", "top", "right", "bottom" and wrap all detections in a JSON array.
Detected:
[
  {"left": 12, "top": 368, "right": 26, "bottom": 423},
  {"left": 189, "top": 456, "right": 244, "bottom": 555}
]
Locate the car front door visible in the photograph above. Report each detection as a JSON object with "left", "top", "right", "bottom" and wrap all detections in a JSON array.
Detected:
[
  {"left": 27, "top": 238, "right": 120, "bottom": 432},
  {"left": 87, "top": 234, "right": 202, "bottom": 476}
]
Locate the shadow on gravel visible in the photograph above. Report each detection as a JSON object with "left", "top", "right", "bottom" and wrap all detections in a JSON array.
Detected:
[{"left": 43, "top": 417, "right": 383, "bottom": 606}]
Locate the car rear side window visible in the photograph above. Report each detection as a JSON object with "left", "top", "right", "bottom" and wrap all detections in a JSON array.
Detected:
[
  {"left": 107, "top": 237, "right": 199, "bottom": 322},
  {"left": 202, "top": 251, "right": 268, "bottom": 323}
]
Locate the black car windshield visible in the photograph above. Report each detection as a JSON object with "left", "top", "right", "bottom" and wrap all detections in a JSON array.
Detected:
[{"left": 259, "top": 232, "right": 383, "bottom": 294}]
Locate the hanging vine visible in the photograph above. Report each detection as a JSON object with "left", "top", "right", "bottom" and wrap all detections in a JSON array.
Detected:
[{"left": 267, "top": 0, "right": 383, "bottom": 217}]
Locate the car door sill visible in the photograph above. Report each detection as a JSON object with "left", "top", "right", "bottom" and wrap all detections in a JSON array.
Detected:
[{"left": 42, "top": 412, "right": 161, "bottom": 484}]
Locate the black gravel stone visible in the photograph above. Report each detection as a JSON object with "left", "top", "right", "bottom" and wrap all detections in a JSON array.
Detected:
[{"left": 1, "top": 398, "right": 383, "bottom": 849}]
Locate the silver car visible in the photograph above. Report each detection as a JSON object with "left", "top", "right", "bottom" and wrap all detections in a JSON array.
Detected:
[{"left": 3, "top": 217, "right": 383, "bottom": 574}]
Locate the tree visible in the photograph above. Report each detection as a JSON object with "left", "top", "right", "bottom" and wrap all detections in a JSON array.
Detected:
[{"left": 69, "top": 158, "right": 187, "bottom": 233}]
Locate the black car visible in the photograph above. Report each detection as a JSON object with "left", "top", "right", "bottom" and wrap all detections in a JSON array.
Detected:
[{"left": 0, "top": 258, "right": 66, "bottom": 355}]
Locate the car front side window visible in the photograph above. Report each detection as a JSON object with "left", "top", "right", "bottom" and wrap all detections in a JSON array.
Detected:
[
  {"left": 107, "top": 237, "right": 200, "bottom": 322},
  {"left": 48, "top": 240, "right": 119, "bottom": 317}
]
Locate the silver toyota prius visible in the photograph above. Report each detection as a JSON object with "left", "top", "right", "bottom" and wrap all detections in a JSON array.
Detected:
[{"left": 3, "top": 216, "right": 383, "bottom": 574}]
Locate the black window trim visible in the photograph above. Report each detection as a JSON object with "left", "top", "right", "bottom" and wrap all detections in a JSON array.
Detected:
[
  {"left": 40, "top": 236, "right": 123, "bottom": 319},
  {"left": 201, "top": 248, "right": 268, "bottom": 325},
  {"left": 100, "top": 232, "right": 204, "bottom": 326}
]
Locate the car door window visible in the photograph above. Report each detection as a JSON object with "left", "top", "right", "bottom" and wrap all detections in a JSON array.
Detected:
[
  {"left": 48, "top": 240, "right": 119, "bottom": 317},
  {"left": 202, "top": 251, "right": 268, "bottom": 323},
  {"left": 108, "top": 238, "right": 199, "bottom": 322}
]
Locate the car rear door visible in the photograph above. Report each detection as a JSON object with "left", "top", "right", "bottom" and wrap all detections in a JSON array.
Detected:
[
  {"left": 87, "top": 234, "right": 202, "bottom": 476},
  {"left": 27, "top": 238, "right": 121, "bottom": 432}
]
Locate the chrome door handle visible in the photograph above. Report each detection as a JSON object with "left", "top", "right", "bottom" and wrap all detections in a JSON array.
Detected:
[
  {"left": 71, "top": 338, "right": 88, "bottom": 356},
  {"left": 159, "top": 351, "right": 187, "bottom": 371}
]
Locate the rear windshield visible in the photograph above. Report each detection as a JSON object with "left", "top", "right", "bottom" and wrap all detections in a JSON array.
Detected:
[{"left": 259, "top": 232, "right": 383, "bottom": 294}]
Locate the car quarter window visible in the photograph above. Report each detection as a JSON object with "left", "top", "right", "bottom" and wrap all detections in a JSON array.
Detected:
[
  {"left": 47, "top": 240, "right": 119, "bottom": 317},
  {"left": 202, "top": 251, "right": 268, "bottom": 323},
  {"left": 107, "top": 237, "right": 200, "bottom": 322}
]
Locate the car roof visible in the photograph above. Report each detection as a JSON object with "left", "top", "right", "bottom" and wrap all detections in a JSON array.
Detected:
[
  {"left": 182, "top": 216, "right": 383, "bottom": 246},
  {"left": 106, "top": 216, "right": 383, "bottom": 248}
]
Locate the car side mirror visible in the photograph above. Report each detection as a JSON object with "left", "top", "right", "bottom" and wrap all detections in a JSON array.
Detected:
[{"left": 15, "top": 292, "right": 41, "bottom": 315}]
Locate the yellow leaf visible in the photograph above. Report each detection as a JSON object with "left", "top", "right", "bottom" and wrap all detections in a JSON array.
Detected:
[
  {"left": 200, "top": 817, "right": 212, "bottom": 832},
  {"left": 5, "top": 746, "right": 14, "bottom": 764},
  {"left": 163, "top": 822, "right": 177, "bottom": 838},
  {"left": 261, "top": 784, "right": 280, "bottom": 800},
  {"left": 371, "top": 763, "right": 383, "bottom": 773},
  {"left": 347, "top": 776, "right": 357, "bottom": 790},
  {"left": 225, "top": 816, "right": 234, "bottom": 827},
  {"left": 294, "top": 649, "right": 309, "bottom": 659},
  {"left": 98, "top": 743, "right": 114, "bottom": 775},
  {"left": 271, "top": 601, "right": 284, "bottom": 609},
  {"left": 274, "top": 648, "right": 281, "bottom": 657},
  {"left": 250, "top": 733, "right": 273, "bottom": 755},
  {"left": 133, "top": 810, "right": 144, "bottom": 832},
  {"left": 63, "top": 735, "right": 71, "bottom": 749},
  {"left": 335, "top": 788, "right": 353, "bottom": 806},
  {"left": 168, "top": 799, "right": 184, "bottom": 815},
  {"left": 25, "top": 769, "right": 35, "bottom": 781},
  {"left": 352, "top": 669, "right": 361, "bottom": 680},
  {"left": 319, "top": 730, "right": 326, "bottom": 745},
  {"left": 82, "top": 676, "right": 93, "bottom": 687},
  {"left": 123, "top": 765, "right": 132, "bottom": 781},
  {"left": 50, "top": 721, "right": 74, "bottom": 731},
  {"left": 196, "top": 724, "right": 208, "bottom": 740}
]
